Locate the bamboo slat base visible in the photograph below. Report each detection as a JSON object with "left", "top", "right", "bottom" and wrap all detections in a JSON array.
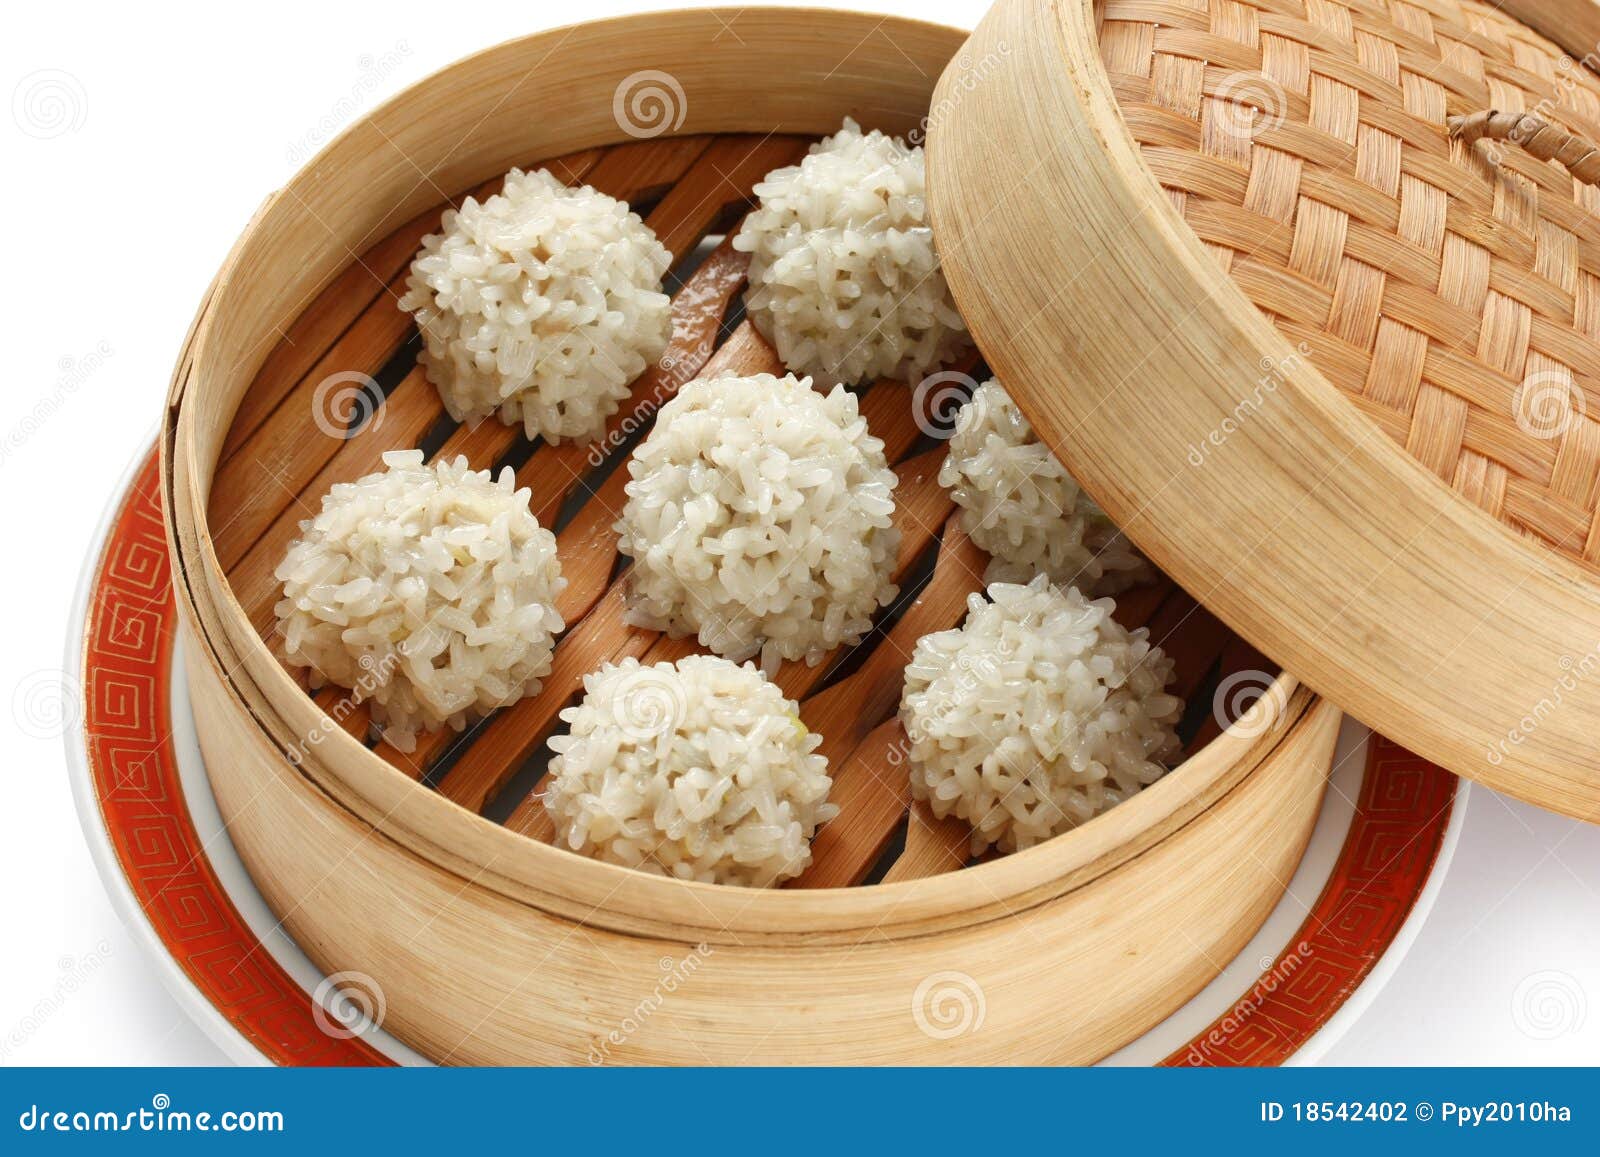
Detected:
[{"left": 206, "top": 127, "right": 1285, "bottom": 887}]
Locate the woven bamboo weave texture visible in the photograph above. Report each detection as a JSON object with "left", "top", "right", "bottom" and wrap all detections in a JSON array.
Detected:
[{"left": 1100, "top": 0, "right": 1600, "bottom": 565}]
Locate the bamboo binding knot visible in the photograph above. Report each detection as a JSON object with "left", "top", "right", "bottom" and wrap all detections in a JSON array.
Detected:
[{"left": 1448, "top": 109, "right": 1600, "bottom": 186}]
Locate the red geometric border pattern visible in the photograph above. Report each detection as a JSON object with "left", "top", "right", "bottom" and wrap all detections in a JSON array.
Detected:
[
  {"left": 81, "top": 449, "right": 391, "bottom": 1067},
  {"left": 82, "top": 447, "right": 1455, "bottom": 1067},
  {"left": 1165, "top": 739, "right": 1457, "bottom": 1066}
]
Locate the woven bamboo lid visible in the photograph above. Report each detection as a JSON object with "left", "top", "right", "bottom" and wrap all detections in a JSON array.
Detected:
[{"left": 929, "top": 0, "right": 1600, "bottom": 820}]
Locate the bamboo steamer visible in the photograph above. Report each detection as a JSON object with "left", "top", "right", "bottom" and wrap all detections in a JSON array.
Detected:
[
  {"left": 162, "top": 8, "right": 1340, "bottom": 1065},
  {"left": 931, "top": 0, "right": 1600, "bottom": 821}
]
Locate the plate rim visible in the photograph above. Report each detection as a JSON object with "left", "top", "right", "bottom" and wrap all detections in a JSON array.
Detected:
[
  {"left": 1288, "top": 764, "right": 1468, "bottom": 1066},
  {"left": 65, "top": 429, "right": 271, "bottom": 1066},
  {"left": 68, "top": 435, "right": 387, "bottom": 1066}
]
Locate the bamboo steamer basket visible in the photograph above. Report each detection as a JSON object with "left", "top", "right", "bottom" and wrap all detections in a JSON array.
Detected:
[
  {"left": 931, "top": 0, "right": 1600, "bottom": 821},
  {"left": 161, "top": 7, "right": 1341, "bottom": 1065}
]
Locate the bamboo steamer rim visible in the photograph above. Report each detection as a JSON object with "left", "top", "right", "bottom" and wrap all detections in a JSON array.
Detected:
[
  {"left": 927, "top": 0, "right": 1600, "bottom": 821},
  {"left": 161, "top": 6, "right": 1314, "bottom": 944}
]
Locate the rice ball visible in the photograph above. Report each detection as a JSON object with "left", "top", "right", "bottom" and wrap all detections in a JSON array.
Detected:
[
  {"left": 733, "top": 119, "right": 971, "bottom": 387},
  {"left": 617, "top": 372, "right": 900, "bottom": 672},
  {"left": 899, "top": 577, "right": 1182, "bottom": 855},
  {"left": 399, "top": 168, "right": 672, "bottom": 444},
  {"left": 275, "top": 450, "right": 566, "bottom": 753},
  {"left": 941, "top": 380, "right": 1153, "bottom": 594},
  {"left": 543, "top": 655, "right": 837, "bottom": 887}
]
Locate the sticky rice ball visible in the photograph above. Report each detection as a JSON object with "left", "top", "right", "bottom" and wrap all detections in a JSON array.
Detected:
[
  {"left": 399, "top": 168, "right": 672, "bottom": 444},
  {"left": 543, "top": 655, "right": 837, "bottom": 887},
  {"left": 941, "top": 380, "right": 1152, "bottom": 594},
  {"left": 733, "top": 119, "right": 971, "bottom": 387},
  {"left": 899, "top": 577, "right": 1182, "bottom": 855},
  {"left": 617, "top": 372, "right": 900, "bottom": 672},
  {"left": 274, "top": 450, "right": 566, "bottom": 753}
]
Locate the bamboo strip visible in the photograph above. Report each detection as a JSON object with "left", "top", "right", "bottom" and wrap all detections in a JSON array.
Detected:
[
  {"left": 796, "top": 519, "right": 987, "bottom": 888},
  {"left": 210, "top": 263, "right": 417, "bottom": 571},
  {"left": 881, "top": 801, "right": 973, "bottom": 883}
]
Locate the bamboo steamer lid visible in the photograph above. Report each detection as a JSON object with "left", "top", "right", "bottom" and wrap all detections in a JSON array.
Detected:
[{"left": 928, "top": 0, "right": 1600, "bottom": 820}]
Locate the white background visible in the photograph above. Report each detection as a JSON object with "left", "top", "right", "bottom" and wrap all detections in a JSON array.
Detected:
[{"left": 2, "top": 0, "right": 1597, "bottom": 1065}]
